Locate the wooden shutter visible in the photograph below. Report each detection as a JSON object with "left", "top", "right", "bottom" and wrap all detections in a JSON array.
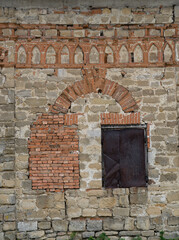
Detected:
[{"left": 102, "top": 127, "right": 147, "bottom": 188}]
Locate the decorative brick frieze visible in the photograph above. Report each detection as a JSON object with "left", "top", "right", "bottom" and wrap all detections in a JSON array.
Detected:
[
  {"left": 13, "top": 39, "right": 177, "bottom": 68},
  {"left": 1, "top": 23, "right": 179, "bottom": 67}
]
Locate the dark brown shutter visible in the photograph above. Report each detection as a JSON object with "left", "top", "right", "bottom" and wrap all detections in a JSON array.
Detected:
[
  {"left": 102, "top": 127, "right": 147, "bottom": 188},
  {"left": 102, "top": 130, "right": 120, "bottom": 188}
]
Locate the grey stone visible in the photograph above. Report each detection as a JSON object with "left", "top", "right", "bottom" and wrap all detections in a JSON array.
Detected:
[
  {"left": 36, "top": 195, "right": 54, "bottom": 209},
  {"left": 168, "top": 217, "right": 179, "bottom": 226},
  {"left": 130, "top": 193, "right": 148, "bottom": 204},
  {"left": 27, "top": 231, "right": 45, "bottom": 239},
  {"left": 4, "top": 231, "right": 16, "bottom": 240},
  {"left": 155, "top": 157, "right": 169, "bottom": 166},
  {"left": 16, "top": 90, "right": 31, "bottom": 97},
  {"left": 103, "top": 218, "right": 124, "bottom": 230},
  {"left": 38, "top": 221, "right": 51, "bottom": 230},
  {"left": 69, "top": 220, "right": 86, "bottom": 231},
  {"left": 82, "top": 232, "right": 95, "bottom": 238},
  {"left": 52, "top": 220, "right": 68, "bottom": 231},
  {"left": 0, "top": 232, "right": 4, "bottom": 240},
  {"left": 87, "top": 220, "right": 102, "bottom": 231},
  {"left": 0, "top": 194, "right": 15, "bottom": 205},
  {"left": 119, "top": 231, "right": 141, "bottom": 236},
  {"left": 160, "top": 173, "right": 177, "bottom": 182},
  {"left": 18, "top": 221, "right": 37, "bottom": 232},
  {"left": 137, "top": 217, "right": 150, "bottom": 230}
]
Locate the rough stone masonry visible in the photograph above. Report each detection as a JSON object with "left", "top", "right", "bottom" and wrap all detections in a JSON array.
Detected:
[{"left": 0, "top": 0, "right": 179, "bottom": 239}]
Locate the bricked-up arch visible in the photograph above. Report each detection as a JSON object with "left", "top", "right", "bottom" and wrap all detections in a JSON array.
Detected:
[
  {"left": 28, "top": 114, "right": 80, "bottom": 191},
  {"left": 50, "top": 68, "right": 138, "bottom": 114}
]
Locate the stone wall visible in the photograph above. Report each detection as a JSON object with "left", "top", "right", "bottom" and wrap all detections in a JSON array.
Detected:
[{"left": 0, "top": 2, "right": 179, "bottom": 240}]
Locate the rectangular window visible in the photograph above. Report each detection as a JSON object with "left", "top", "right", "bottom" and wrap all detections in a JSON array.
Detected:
[{"left": 101, "top": 125, "right": 148, "bottom": 188}]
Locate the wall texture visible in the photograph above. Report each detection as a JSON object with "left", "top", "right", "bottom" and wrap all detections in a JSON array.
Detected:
[{"left": 0, "top": 2, "right": 179, "bottom": 240}]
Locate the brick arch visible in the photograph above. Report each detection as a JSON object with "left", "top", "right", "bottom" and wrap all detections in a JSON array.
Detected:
[{"left": 49, "top": 68, "right": 138, "bottom": 114}]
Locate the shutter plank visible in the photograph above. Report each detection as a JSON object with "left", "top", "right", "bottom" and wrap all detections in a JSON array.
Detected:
[
  {"left": 102, "top": 130, "right": 120, "bottom": 188},
  {"left": 118, "top": 128, "right": 146, "bottom": 187}
]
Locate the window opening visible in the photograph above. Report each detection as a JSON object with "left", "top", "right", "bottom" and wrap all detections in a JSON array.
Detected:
[{"left": 101, "top": 124, "right": 148, "bottom": 188}]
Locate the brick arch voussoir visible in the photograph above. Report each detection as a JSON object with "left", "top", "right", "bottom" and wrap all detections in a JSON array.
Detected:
[{"left": 50, "top": 68, "right": 138, "bottom": 114}]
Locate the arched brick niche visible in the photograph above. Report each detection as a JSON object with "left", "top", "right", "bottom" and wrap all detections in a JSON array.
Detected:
[
  {"left": 28, "top": 68, "right": 140, "bottom": 192},
  {"left": 50, "top": 68, "right": 138, "bottom": 114}
]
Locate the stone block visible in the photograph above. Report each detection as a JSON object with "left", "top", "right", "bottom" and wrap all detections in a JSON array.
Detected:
[
  {"left": 0, "top": 194, "right": 15, "bottom": 205},
  {"left": 18, "top": 221, "right": 37, "bottom": 232},
  {"left": 107, "top": 104, "right": 121, "bottom": 113},
  {"left": 4, "top": 231, "right": 16, "bottom": 240},
  {"left": 28, "top": 231, "right": 45, "bottom": 239},
  {"left": 103, "top": 30, "right": 115, "bottom": 37},
  {"left": 119, "top": 195, "right": 129, "bottom": 207},
  {"left": 160, "top": 173, "right": 177, "bottom": 182},
  {"left": 60, "top": 30, "right": 71, "bottom": 37},
  {"left": 52, "top": 220, "right": 68, "bottom": 231},
  {"left": 174, "top": 6, "right": 179, "bottom": 21},
  {"left": 155, "top": 157, "right": 169, "bottom": 166},
  {"left": 3, "top": 222, "right": 16, "bottom": 231},
  {"left": 134, "top": 29, "right": 145, "bottom": 37},
  {"left": 147, "top": 206, "right": 161, "bottom": 216},
  {"left": 124, "top": 217, "right": 135, "bottom": 230},
  {"left": 36, "top": 195, "right": 54, "bottom": 208},
  {"left": 167, "top": 191, "right": 179, "bottom": 202},
  {"left": 78, "top": 198, "right": 89, "bottom": 208},
  {"left": 74, "top": 30, "right": 85, "bottom": 37},
  {"left": 87, "top": 220, "right": 102, "bottom": 231},
  {"left": 4, "top": 212, "right": 15, "bottom": 221},
  {"left": 15, "top": 29, "right": 28, "bottom": 36},
  {"left": 119, "top": 230, "right": 141, "bottom": 237},
  {"left": 38, "top": 221, "right": 51, "bottom": 230},
  {"left": 155, "top": 14, "right": 172, "bottom": 23},
  {"left": 20, "top": 199, "right": 36, "bottom": 210},
  {"left": 137, "top": 217, "right": 150, "bottom": 230},
  {"left": 164, "top": 29, "right": 175, "bottom": 37},
  {"left": 168, "top": 217, "right": 179, "bottom": 225},
  {"left": 88, "top": 30, "right": 100, "bottom": 37},
  {"left": 173, "top": 156, "right": 179, "bottom": 167},
  {"left": 2, "top": 29, "right": 12, "bottom": 36},
  {"left": 16, "top": 232, "right": 27, "bottom": 240},
  {"left": 117, "top": 28, "right": 129, "bottom": 37},
  {"left": 45, "top": 29, "right": 57, "bottom": 37},
  {"left": 82, "top": 232, "right": 95, "bottom": 238},
  {"left": 97, "top": 209, "right": 112, "bottom": 217},
  {"left": 69, "top": 220, "right": 86, "bottom": 231},
  {"left": 67, "top": 207, "right": 81, "bottom": 218},
  {"left": 103, "top": 218, "right": 124, "bottom": 230},
  {"left": 0, "top": 232, "right": 4, "bottom": 240},
  {"left": 99, "top": 197, "right": 117, "bottom": 208},
  {"left": 30, "top": 29, "right": 42, "bottom": 37},
  {"left": 113, "top": 207, "right": 129, "bottom": 217},
  {"left": 87, "top": 114, "right": 99, "bottom": 122},
  {"left": 82, "top": 208, "right": 97, "bottom": 217},
  {"left": 130, "top": 192, "right": 148, "bottom": 205}
]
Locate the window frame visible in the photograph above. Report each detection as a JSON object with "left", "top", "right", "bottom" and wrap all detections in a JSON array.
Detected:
[{"left": 101, "top": 124, "right": 148, "bottom": 188}]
